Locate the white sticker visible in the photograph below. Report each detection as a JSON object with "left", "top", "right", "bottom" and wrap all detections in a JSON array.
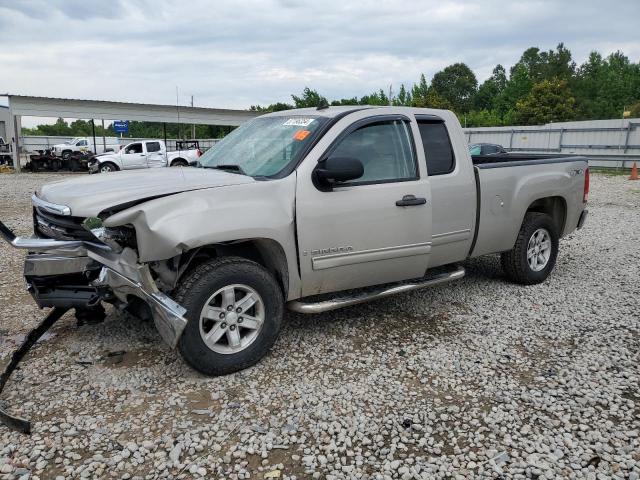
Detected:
[{"left": 283, "top": 118, "right": 314, "bottom": 127}]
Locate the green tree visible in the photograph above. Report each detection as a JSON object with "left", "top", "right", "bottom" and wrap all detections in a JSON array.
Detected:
[
  {"left": 291, "top": 87, "right": 328, "bottom": 108},
  {"left": 410, "top": 74, "right": 429, "bottom": 106},
  {"left": 495, "top": 63, "right": 533, "bottom": 116},
  {"left": 393, "top": 84, "right": 411, "bottom": 106},
  {"left": 411, "top": 87, "right": 451, "bottom": 109},
  {"left": 359, "top": 89, "right": 390, "bottom": 106},
  {"left": 430, "top": 63, "right": 478, "bottom": 113},
  {"left": 629, "top": 101, "right": 640, "bottom": 118},
  {"left": 515, "top": 78, "right": 576, "bottom": 125},
  {"left": 250, "top": 102, "right": 294, "bottom": 112}
]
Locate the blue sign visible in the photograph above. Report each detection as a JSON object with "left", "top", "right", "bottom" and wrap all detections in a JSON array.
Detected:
[{"left": 113, "top": 120, "right": 129, "bottom": 133}]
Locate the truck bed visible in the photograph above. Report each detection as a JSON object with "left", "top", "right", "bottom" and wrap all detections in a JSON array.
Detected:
[
  {"left": 471, "top": 153, "right": 584, "bottom": 167},
  {"left": 469, "top": 154, "right": 589, "bottom": 258}
]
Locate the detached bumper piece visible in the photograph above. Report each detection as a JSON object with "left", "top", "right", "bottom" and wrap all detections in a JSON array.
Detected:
[
  {"left": 0, "top": 220, "right": 189, "bottom": 433},
  {"left": 0, "top": 307, "right": 68, "bottom": 434}
]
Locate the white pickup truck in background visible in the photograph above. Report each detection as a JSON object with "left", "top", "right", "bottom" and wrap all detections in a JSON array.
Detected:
[
  {"left": 52, "top": 137, "right": 120, "bottom": 159},
  {"left": 88, "top": 139, "right": 202, "bottom": 173}
]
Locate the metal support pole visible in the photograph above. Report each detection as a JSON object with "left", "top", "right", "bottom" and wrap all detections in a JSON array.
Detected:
[
  {"left": 12, "top": 114, "right": 21, "bottom": 172},
  {"left": 191, "top": 95, "right": 195, "bottom": 140},
  {"left": 91, "top": 120, "right": 96, "bottom": 154},
  {"left": 163, "top": 123, "right": 167, "bottom": 149},
  {"left": 623, "top": 123, "right": 632, "bottom": 154},
  {"left": 101, "top": 119, "right": 106, "bottom": 151},
  {"left": 509, "top": 129, "right": 514, "bottom": 149},
  {"left": 558, "top": 128, "right": 565, "bottom": 152}
]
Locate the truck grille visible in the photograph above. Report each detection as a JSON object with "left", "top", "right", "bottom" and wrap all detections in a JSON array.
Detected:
[{"left": 33, "top": 207, "right": 94, "bottom": 241}]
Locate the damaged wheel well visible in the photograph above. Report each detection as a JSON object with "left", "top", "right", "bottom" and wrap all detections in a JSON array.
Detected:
[{"left": 152, "top": 239, "right": 289, "bottom": 298}]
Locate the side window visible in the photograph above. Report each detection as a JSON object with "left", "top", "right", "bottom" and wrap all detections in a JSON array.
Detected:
[
  {"left": 146, "top": 141, "right": 161, "bottom": 153},
  {"left": 483, "top": 145, "right": 498, "bottom": 155},
  {"left": 77, "top": 140, "right": 87, "bottom": 146},
  {"left": 327, "top": 120, "right": 417, "bottom": 184},
  {"left": 125, "top": 143, "right": 143, "bottom": 154},
  {"left": 417, "top": 121, "right": 455, "bottom": 176},
  {"left": 469, "top": 145, "right": 481, "bottom": 156}
]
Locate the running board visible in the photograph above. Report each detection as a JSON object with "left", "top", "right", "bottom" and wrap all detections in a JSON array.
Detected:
[{"left": 287, "top": 265, "right": 465, "bottom": 314}]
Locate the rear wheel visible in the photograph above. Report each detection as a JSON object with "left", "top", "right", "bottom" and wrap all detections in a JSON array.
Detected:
[
  {"left": 171, "top": 158, "right": 188, "bottom": 167},
  {"left": 176, "top": 256, "right": 284, "bottom": 376},
  {"left": 501, "top": 212, "right": 559, "bottom": 285},
  {"left": 99, "top": 162, "right": 118, "bottom": 173}
]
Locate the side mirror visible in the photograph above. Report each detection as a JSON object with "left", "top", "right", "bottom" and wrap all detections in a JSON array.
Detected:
[{"left": 315, "top": 157, "right": 364, "bottom": 188}]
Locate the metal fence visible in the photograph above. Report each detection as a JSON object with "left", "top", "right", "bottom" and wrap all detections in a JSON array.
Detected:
[
  {"left": 19, "top": 136, "right": 221, "bottom": 154},
  {"left": 463, "top": 118, "right": 640, "bottom": 168},
  {"left": 19, "top": 118, "right": 640, "bottom": 169}
]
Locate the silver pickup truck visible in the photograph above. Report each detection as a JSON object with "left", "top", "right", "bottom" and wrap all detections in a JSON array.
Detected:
[{"left": 1, "top": 106, "right": 589, "bottom": 379}]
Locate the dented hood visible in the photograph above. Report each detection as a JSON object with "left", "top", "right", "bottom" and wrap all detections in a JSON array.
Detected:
[{"left": 37, "top": 168, "right": 255, "bottom": 217}]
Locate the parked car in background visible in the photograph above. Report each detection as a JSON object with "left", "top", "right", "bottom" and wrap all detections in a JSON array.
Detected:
[
  {"left": 52, "top": 137, "right": 120, "bottom": 159},
  {"left": 2, "top": 106, "right": 589, "bottom": 377},
  {"left": 88, "top": 139, "right": 201, "bottom": 172},
  {"left": 469, "top": 143, "right": 507, "bottom": 156}
]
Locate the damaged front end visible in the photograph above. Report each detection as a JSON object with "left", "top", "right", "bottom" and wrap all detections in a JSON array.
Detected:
[{"left": 0, "top": 195, "right": 188, "bottom": 433}]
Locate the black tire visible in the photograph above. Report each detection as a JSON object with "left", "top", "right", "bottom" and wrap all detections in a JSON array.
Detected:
[
  {"left": 176, "top": 256, "right": 284, "bottom": 376},
  {"left": 62, "top": 150, "right": 72, "bottom": 160},
  {"left": 501, "top": 212, "right": 559, "bottom": 285},
  {"left": 99, "top": 162, "right": 118, "bottom": 173},
  {"left": 171, "top": 158, "right": 188, "bottom": 167},
  {"left": 50, "top": 158, "right": 61, "bottom": 171}
]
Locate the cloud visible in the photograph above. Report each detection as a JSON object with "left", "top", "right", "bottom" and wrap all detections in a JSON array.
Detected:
[{"left": 0, "top": 0, "right": 638, "bottom": 115}]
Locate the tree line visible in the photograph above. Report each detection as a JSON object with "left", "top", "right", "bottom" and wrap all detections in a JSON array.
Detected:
[
  {"left": 253, "top": 44, "right": 640, "bottom": 127},
  {"left": 22, "top": 118, "right": 232, "bottom": 139},
  {"left": 22, "top": 43, "right": 640, "bottom": 137}
]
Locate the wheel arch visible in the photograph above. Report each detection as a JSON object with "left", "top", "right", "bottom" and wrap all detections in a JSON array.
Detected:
[
  {"left": 170, "top": 157, "right": 188, "bottom": 166},
  {"left": 524, "top": 195, "right": 567, "bottom": 236},
  {"left": 169, "top": 238, "right": 290, "bottom": 299}
]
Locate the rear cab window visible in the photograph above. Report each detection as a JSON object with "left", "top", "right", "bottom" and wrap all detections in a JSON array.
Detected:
[
  {"left": 146, "top": 141, "right": 161, "bottom": 153},
  {"left": 416, "top": 119, "right": 456, "bottom": 176}
]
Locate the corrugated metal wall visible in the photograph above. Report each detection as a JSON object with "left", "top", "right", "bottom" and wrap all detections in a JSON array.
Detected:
[{"left": 464, "top": 118, "right": 640, "bottom": 168}]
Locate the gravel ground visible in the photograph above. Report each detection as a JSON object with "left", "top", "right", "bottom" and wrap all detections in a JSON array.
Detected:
[{"left": 0, "top": 172, "right": 638, "bottom": 480}]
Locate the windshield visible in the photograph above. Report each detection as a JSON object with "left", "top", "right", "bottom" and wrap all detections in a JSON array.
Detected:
[
  {"left": 66, "top": 137, "right": 81, "bottom": 145},
  {"left": 469, "top": 145, "right": 481, "bottom": 156},
  {"left": 198, "top": 115, "right": 327, "bottom": 177}
]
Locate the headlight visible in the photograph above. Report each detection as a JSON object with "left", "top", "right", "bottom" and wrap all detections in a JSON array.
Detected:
[{"left": 82, "top": 218, "right": 136, "bottom": 252}]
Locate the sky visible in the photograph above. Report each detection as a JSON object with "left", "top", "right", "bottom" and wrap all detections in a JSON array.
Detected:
[{"left": 1, "top": 0, "right": 639, "bottom": 127}]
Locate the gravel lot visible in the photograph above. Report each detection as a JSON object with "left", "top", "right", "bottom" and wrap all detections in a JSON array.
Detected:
[{"left": 0, "top": 172, "right": 638, "bottom": 480}]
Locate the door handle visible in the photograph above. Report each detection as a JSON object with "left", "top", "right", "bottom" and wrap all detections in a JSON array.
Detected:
[{"left": 396, "top": 195, "right": 427, "bottom": 207}]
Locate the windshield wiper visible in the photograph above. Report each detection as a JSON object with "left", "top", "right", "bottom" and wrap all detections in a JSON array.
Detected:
[{"left": 204, "top": 164, "right": 247, "bottom": 176}]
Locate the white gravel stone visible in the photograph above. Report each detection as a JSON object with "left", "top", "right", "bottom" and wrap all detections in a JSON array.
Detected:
[{"left": 0, "top": 172, "right": 638, "bottom": 479}]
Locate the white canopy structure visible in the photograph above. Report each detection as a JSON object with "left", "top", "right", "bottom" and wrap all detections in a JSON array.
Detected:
[{"left": 2, "top": 94, "right": 260, "bottom": 171}]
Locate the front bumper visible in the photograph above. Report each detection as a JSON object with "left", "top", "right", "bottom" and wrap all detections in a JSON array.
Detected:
[{"left": 0, "top": 220, "right": 188, "bottom": 348}]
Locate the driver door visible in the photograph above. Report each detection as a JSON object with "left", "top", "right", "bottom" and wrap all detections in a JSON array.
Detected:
[
  {"left": 295, "top": 113, "right": 432, "bottom": 296},
  {"left": 120, "top": 143, "right": 147, "bottom": 169}
]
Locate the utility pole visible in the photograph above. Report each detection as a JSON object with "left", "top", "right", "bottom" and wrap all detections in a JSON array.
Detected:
[
  {"left": 388, "top": 84, "right": 393, "bottom": 106},
  {"left": 191, "top": 95, "right": 195, "bottom": 140}
]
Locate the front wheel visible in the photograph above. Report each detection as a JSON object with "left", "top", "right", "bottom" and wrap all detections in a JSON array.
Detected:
[
  {"left": 99, "top": 162, "right": 118, "bottom": 173},
  {"left": 501, "top": 212, "right": 559, "bottom": 285},
  {"left": 176, "top": 256, "right": 284, "bottom": 376}
]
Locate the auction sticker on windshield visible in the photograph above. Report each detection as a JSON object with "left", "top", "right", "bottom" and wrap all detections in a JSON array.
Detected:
[{"left": 283, "top": 118, "right": 315, "bottom": 127}]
